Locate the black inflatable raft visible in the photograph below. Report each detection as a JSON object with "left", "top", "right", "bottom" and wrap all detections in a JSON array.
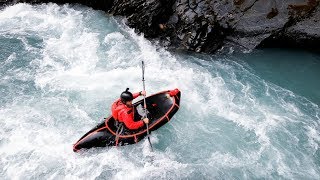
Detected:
[{"left": 73, "top": 89, "right": 181, "bottom": 152}]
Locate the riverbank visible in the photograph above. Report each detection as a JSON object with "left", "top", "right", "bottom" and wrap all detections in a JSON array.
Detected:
[{"left": 1, "top": 0, "right": 319, "bottom": 54}]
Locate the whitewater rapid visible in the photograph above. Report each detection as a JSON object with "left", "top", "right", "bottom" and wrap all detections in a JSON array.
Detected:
[{"left": 0, "top": 3, "right": 320, "bottom": 179}]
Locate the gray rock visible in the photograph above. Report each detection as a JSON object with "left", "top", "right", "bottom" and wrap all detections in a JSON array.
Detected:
[
  {"left": 1, "top": 0, "right": 319, "bottom": 53},
  {"left": 288, "top": 6, "right": 320, "bottom": 38}
]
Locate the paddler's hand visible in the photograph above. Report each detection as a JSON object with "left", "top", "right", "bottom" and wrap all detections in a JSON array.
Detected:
[
  {"left": 143, "top": 118, "right": 149, "bottom": 124},
  {"left": 140, "top": 90, "right": 146, "bottom": 96}
]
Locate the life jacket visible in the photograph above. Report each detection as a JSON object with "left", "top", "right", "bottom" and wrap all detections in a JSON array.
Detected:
[
  {"left": 111, "top": 100, "right": 133, "bottom": 122},
  {"left": 111, "top": 92, "right": 144, "bottom": 130},
  {"left": 112, "top": 100, "right": 124, "bottom": 121}
]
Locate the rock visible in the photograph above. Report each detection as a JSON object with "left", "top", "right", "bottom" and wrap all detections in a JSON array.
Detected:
[
  {"left": 1, "top": 0, "right": 319, "bottom": 53},
  {"left": 258, "top": 0, "right": 320, "bottom": 50},
  {"left": 109, "top": 0, "right": 175, "bottom": 38},
  {"left": 288, "top": 7, "right": 320, "bottom": 38}
]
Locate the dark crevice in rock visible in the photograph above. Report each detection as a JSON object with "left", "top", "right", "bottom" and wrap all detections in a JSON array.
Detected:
[
  {"left": 202, "top": 23, "right": 231, "bottom": 53},
  {"left": 267, "top": 8, "right": 278, "bottom": 19},
  {"left": 234, "top": 0, "right": 245, "bottom": 6}
]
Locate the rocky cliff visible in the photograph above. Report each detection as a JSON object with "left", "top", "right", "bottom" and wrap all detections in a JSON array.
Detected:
[{"left": 1, "top": 0, "right": 319, "bottom": 53}]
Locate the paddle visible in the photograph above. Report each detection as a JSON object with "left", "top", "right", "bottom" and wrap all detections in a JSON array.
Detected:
[{"left": 141, "top": 60, "right": 153, "bottom": 152}]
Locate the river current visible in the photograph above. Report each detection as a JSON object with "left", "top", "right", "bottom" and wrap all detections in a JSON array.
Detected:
[{"left": 1, "top": 3, "right": 320, "bottom": 179}]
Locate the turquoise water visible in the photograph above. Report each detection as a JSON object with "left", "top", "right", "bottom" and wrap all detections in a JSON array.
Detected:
[
  {"left": 237, "top": 49, "right": 320, "bottom": 105},
  {"left": 1, "top": 3, "right": 320, "bottom": 179}
]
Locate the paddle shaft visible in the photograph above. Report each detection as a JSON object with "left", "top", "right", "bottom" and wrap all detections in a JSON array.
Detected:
[{"left": 142, "top": 61, "right": 153, "bottom": 151}]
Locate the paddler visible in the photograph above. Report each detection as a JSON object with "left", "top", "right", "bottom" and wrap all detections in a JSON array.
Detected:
[{"left": 111, "top": 88, "right": 149, "bottom": 130}]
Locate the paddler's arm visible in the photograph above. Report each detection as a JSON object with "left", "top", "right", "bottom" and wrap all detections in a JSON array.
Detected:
[
  {"left": 132, "top": 90, "right": 146, "bottom": 99},
  {"left": 121, "top": 112, "right": 145, "bottom": 130}
]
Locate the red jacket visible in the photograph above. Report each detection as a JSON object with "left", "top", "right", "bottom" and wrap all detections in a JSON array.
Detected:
[{"left": 111, "top": 92, "right": 144, "bottom": 130}]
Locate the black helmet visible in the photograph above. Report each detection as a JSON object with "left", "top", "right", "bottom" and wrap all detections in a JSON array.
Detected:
[{"left": 120, "top": 88, "right": 133, "bottom": 103}]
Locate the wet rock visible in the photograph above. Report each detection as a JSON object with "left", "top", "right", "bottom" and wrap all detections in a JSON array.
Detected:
[
  {"left": 288, "top": 6, "right": 320, "bottom": 38},
  {"left": 257, "top": 0, "right": 320, "bottom": 50},
  {"left": 1, "top": 0, "right": 320, "bottom": 53}
]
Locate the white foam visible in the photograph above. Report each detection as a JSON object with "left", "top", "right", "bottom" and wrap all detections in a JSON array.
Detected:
[
  {"left": 104, "top": 32, "right": 125, "bottom": 44},
  {"left": 307, "top": 126, "right": 320, "bottom": 152},
  {"left": 1, "top": 52, "right": 16, "bottom": 66}
]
